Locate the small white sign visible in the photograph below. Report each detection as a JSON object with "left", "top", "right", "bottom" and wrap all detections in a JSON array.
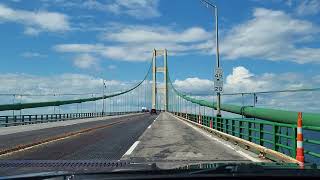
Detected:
[{"left": 214, "top": 68, "right": 223, "bottom": 92}]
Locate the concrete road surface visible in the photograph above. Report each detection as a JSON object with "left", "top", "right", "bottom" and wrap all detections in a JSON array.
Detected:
[{"left": 122, "top": 112, "right": 262, "bottom": 168}]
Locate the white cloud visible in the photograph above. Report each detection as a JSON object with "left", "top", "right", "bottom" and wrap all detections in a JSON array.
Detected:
[
  {"left": 108, "top": 0, "right": 161, "bottom": 19},
  {"left": 107, "top": 65, "right": 117, "bottom": 70},
  {"left": 54, "top": 44, "right": 105, "bottom": 53},
  {"left": 81, "top": 0, "right": 161, "bottom": 19},
  {"left": 104, "top": 26, "right": 209, "bottom": 43},
  {"left": 21, "top": 52, "right": 47, "bottom": 58},
  {"left": 54, "top": 25, "right": 212, "bottom": 62},
  {"left": 42, "top": 0, "right": 160, "bottom": 19},
  {"left": 285, "top": 0, "right": 293, "bottom": 7},
  {"left": 10, "top": 0, "right": 21, "bottom": 3},
  {"left": 53, "top": 8, "right": 320, "bottom": 65},
  {"left": 173, "top": 66, "right": 320, "bottom": 113},
  {"left": 0, "top": 73, "right": 135, "bottom": 101},
  {"left": 224, "top": 66, "right": 269, "bottom": 93},
  {"left": 0, "top": 73, "right": 150, "bottom": 115},
  {"left": 174, "top": 66, "right": 315, "bottom": 95},
  {"left": 221, "top": 8, "right": 320, "bottom": 64},
  {"left": 23, "top": 27, "right": 41, "bottom": 36},
  {"left": 174, "top": 77, "right": 213, "bottom": 96},
  {"left": 73, "top": 54, "right": 98, "bottom": 69},
  {"left": 296, "top": 0, "right": 320, "bottom": 16},
  {"left": 0, "top": 4, "right": 70, "bottom": 35}
]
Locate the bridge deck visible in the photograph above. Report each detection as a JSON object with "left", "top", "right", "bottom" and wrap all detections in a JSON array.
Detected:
[
  {"left": 0, "top": 112, "right": 264, "bottom": 167},
  {"left": 0, "top": 113, "right": 155, "bottom": 160},
  {"left": 122, "top": 112, "right": 263, "bottom": 168}
]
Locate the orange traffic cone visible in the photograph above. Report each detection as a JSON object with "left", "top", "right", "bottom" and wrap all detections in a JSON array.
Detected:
[{"left": 296, "top": 112, "right": 304, "bottom": 168}]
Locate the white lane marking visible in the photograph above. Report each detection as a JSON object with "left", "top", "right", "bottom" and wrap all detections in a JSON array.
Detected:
[
  {"left": 153, "top": 114, "right": 161, "bottom": 122},
  {"left": 172, "top": 115, "right": 262, "bottom": 162},
  {"left": 123, "top": 141, "right": 140, "bottom": 156},
  {"left": 147, "top": 125, "right": 151, "bottom": 129}
]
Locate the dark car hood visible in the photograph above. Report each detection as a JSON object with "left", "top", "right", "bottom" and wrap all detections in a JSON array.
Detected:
[{"left": 0, "top": 159, "right": 318, "bottom": 178}]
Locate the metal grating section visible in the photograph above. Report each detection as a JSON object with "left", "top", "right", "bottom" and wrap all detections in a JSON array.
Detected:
[{"left": 0, "top": 160, "right": 130, "bottom": 168}]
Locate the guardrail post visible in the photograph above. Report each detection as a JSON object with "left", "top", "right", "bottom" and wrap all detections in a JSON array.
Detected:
[
  {"left": 213, "top": 116, "right": 217, "bottom": 130},
  {"left": 239, "top": 121, "right": 243, "bottom": 138},
  {"left": 259, "top": 123, "right": 263, "bottom": 146},
  {"left": 248, "top": 122, "right": 252, "bottom": 142},
  {"left": 5, "top": 116, "right": 8, "bottom": 127},
  {"left": 296, "top": 112, "right": 304, "bottom": 167},
  {"left": 272, "top": 125, "right": 277, "bottom": 151},
  {"left": 230, "top": 119, "right": 233, "bottom": 136},
  {"left": 225, "top": 118, "right": 228, "bottom": 133}
]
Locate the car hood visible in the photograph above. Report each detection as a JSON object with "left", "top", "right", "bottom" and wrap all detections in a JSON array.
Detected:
[{"left": 0, "top": 159, "right": 317, "bottom": 178}]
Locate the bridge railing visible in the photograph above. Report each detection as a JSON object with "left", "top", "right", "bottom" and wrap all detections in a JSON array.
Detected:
[
  {"left": 169, "top": 106, "right": 320, "bottom": 164},
  {"left": 167, "top": 73, "right": 320, "bottom": 164},
  {"left": 0, "top": 111, "right": 140, "bottom": 127},
  {"left": 172, "top": 112, "right": 298, "bottom": 160},
  {"left": 303, "top": 126, "right": 320, "bottom": 161}
]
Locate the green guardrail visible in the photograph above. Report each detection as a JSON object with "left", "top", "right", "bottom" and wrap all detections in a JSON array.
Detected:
[
  {"left": 168, "top": 76, "right": 320, "bottom": 127},
  {"left": 173, "top": 112, "right": 297, "bottom": 159},
  {"left": 173, "top": 112, "right": 320, "bottom": 163},
  {"left": 167, "top": 74, "right": 320, "bottom": 163},
  {"left": 0, "top": 111, "right": 141, "bottom": 127}
]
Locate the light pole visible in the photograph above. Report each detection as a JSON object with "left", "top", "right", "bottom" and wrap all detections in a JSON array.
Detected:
[
  {"left": 19, "top": 94, "right": 22, "bottom": 117},
  {"left": 12, "top": 94, "right": 15, "bottom": 117},
  {"left": 102, "top": 79, "right": 106, "bottom": 115},
  {"left": 200, "top": 0, "right": 222, "bottom": 117},
  {"left": 53, "top": 93, "right": 56, "bottom": 114},
  {"left": 93, "top": 93, "right": 97, "bottom": 114}
]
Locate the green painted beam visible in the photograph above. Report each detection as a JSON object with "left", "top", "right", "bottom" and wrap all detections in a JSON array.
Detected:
[
  {"left": 0, "top": 63, "right": 152, "bottom": 112},
  {"left": 170, "top": 81, "right": 320, "bottom": 127},
  {"left": 0, "top": 91, "right": 129, "bottom": 111}
]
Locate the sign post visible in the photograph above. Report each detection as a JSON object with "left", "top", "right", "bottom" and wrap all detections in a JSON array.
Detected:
[{"left": 214, "top": 68, "right": 223, "bottom": 116}]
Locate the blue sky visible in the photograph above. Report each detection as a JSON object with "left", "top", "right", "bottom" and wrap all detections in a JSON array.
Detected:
[{"left": 0, "top": 0, "right": 320, "bottom": 99}]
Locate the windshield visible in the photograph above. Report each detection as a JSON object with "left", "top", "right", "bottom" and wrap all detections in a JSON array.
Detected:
[{"left": 0, "top": 0, "right": 319, "bottom": 178}]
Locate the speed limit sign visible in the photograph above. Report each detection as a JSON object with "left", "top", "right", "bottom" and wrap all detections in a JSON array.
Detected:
[{"left": 214, "top": 68, "right": 223, "bottom": 92}]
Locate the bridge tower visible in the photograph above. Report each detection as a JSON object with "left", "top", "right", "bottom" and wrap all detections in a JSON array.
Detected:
[{"left": 152, "top": 49, "right": 168, "bottom": 111}]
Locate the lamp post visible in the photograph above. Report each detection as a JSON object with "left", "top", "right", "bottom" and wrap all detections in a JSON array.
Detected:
[
  {"left": 12, "top": 94, "right": 15, "bottom": 117},
  {"left": 102, "top": 79, "right": 106, "bottom": 115},
  {"left": 200, "top": 0, "right": 222, "bottom": 117}
]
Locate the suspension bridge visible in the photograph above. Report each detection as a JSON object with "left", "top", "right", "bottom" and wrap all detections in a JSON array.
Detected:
[{"left": 0, "top": 49, "right": 319, "bottom": 172}]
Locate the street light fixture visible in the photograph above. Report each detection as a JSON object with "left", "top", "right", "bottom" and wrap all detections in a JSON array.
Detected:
[{"left": 200, "top": 0, "right": 222, "bottom": 117}]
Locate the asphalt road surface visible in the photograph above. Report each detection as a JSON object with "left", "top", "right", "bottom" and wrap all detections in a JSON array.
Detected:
[{"left": 0, "top": 113, "right": 157, "bottom": 160}]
